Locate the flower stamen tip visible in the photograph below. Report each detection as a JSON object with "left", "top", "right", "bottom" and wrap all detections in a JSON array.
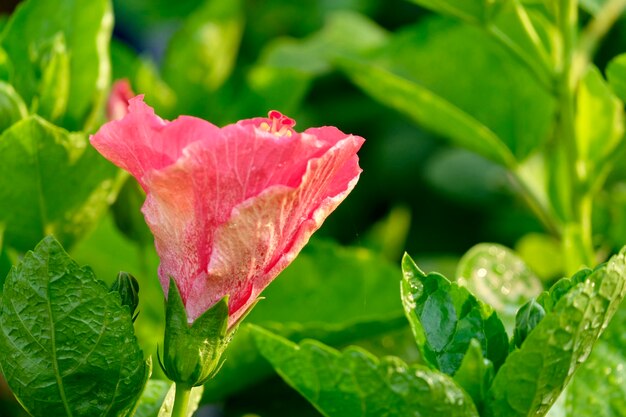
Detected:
[{"left": 260, "top": 110, "right": 296, "bottom": 137}]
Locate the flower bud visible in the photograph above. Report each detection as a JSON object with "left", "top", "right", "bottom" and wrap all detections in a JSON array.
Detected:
[
  {"left": 110, "top": 271, "right": 140, "bottom": 322},
  {"left": 513, "top": 298, "right": 545, "bottom": 348}
]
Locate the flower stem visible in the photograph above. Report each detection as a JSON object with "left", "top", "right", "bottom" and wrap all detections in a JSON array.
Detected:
[
  {"left": 575, "top": 0, "right": 626, "bottom": 81},
  {"left": 554, "top": 0, "right": 597, "bottom": 272},
  {"left": 171, "top": 383, "right": 191, "bottom": 417}
]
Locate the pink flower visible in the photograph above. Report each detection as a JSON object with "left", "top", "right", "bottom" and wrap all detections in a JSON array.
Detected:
[
  {"left": 106, "top": 79, "right": 135, "bottom": 121},
  {"left": 91, "top": 97, "right": 364, "bottom": 326}
]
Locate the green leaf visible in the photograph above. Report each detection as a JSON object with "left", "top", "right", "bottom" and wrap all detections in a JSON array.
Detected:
[
  {"left": 341, "top": 18, "right": 555, "bottom": 163},
  {"left": 453, "top": 339, "right": 494, "bottom": 413},
  {"left": 133, "top": 380, "right": 171, "bottom": 417},
  {"left": 559, "top": 296, "right": 626, "bottom": 416},
  {"left": 34, "top": 33, "right": 70, "bottom": 124},
  {"left": 456, "top": 243, "right": 543, "bottom": 332},
  {"left": 162, "top": 0, "right": 243, "bottom": 114},
  {"left": 157, "top": 384, "right": 203, "bottom": 417},
  {"left": 0, "top": 116, "right": 123, "bottom": 252},
  {"left": 576, "top": 66, "right": 624, "bottom": 182},
  {"left": 340, "top": 58, "right": 515, "bottom": 167},
  {"left": 0, "top": 236, "right": 150, "bottom": 417},
  {"left": 0, "top": 0, "right": 113, "bottom": 130},
  {"left": 561, "top": 339, "right": 626, "bottom": 416},
  {"left": 202, "top": 241, "right": 407, "bottom": 402},
  {"left": 401, "top": 253, "right": 509, "bottom": 375},
  {"left": 248, "top": 10, "right": 388, "bottom": 114},
  {"left": 485, "top": 249, "right": 626, "bottom": 417},
  {"left": 252, "top": 326, "right": 479, "bottom": 417},
  {"left": 0, "top": 80, "right": 27, "bottom": 132},
  {"left": 405, "top": 0, "right": 502, "bottom": 24},
  {"left": 607, "top": 53, "right": 626, "bottom": 104}
]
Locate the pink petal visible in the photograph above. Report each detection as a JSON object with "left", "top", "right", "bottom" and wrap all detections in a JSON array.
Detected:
[
  {"left": 183, "top": 136, "right": 361, "bottom": 323},
  {"left": 143, "top": 123, "right": 363, "bottom": 323},
  {"left": 90, "top": 96, "right": 220, "bottom": 190}
]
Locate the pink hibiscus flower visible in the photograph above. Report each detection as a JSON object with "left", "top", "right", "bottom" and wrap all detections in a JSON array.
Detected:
[{"left": 91, "top": 97, "right": 364, "bottom": 326}]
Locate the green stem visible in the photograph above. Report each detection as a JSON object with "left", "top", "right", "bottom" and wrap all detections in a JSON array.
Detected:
[
  {"left": 574, "top": 0, "right": 626, "bottom": 81},
  {"left": 171, "top": 383, "right": 191, "bottom": 417},
  {"left": 555, "top": 0, "right": 596, "bottom": 270}
]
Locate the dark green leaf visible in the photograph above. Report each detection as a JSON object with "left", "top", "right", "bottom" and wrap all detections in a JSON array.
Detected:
[
  {"left": 253, "top": 326, "right": 479, "bottom": 417},
  {"left": 0, "top": 116, "right": 123, "bottom": 252},
  {"left": 0, "top": 236, "right": 150, "bottom": 417},
  {"left": 1, "top": 0, "right": 113, "bottom": 130},
  {"left": 402, "top": 253, "right": 509, "bottom": 375},
  {"left": 453, "top": 339, "right": 494, "bottom": 413},
  {"left": 456, "top": 243, "right": 543, "bottom": 332},
  {"left": 485, "top": 249, "right": 626, "bottom": 417},
  {"left": 0, "top": 80, "right": 27, "bottom": 132},
  {"left": 203, "top": 241, "right": 407, "bottom": 402}
]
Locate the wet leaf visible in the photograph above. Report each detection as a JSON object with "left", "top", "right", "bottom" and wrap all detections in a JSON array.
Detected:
[
  {"left": 253, "top": 326, "right": 479, "bottom": 417},
  {"left": 485, "top": 249, "right": 626, "bottom": 417},
  {"left": 0, "top": 236, "right": 150, "bottom": 417},
  {"left": 401, "top": 253, "right": 509, "bottom": 375}
]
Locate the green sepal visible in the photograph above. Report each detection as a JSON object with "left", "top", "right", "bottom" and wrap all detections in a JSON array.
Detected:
[
  {"left": 110, "top": 271, "right": 140, "bottom": 322},
  {"left": 160, "top": 278, "right": 231, "bottom": 387}
]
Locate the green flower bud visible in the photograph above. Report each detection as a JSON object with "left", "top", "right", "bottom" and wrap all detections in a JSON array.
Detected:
[
  {"left": 110, "top": 271, "right": 140, "bottom": 322},
  {"left": 159, "top": 278, "right": 232, "bottom": 387},
  {"left": 513, "top": 298, "right": 545, "bottom": 348}
]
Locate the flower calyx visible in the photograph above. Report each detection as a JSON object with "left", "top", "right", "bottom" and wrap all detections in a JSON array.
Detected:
[{"left": 159, "top": 278, "right": 233, "bottom": 387}]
